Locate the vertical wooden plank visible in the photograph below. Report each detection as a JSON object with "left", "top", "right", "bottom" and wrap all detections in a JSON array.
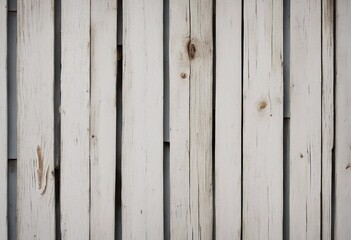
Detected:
[
  {"left": 169, "top": 0, "right": 191, "bottom": 238},
  {"left": 90, "top": 0, "right": 117, "bottom": 239},
  {"left": 335, "top": 0, "right": 351, "bottom": 238},
  {"left": 169, "top": 0, "right": 213, "bottom": 238},
  {"left": 122, "top": 0, "right": 163, "bottom": 239},
  {"left": 322, "top": 0, "right": 334, "bottom": 239},
  {"left": 188, "top": 0, "right": 213, "bottom": 238},
  {"left": 290, "top": 0, "right": 322, "bottom": 239},
  {"left": 243, "top": 0, "right": 283, "bottom": 239},
  {"left": 60, "top": 0, "right": 90, "bottom": 239},
  {"left": 0, "top": 0, "right": 7, "bottom": 239},
  {"left": 215, "top": 0, "right": 242, "bottom": 239},
  {"left": 17, "top": 0, "right": 55, "bottom": 239}
]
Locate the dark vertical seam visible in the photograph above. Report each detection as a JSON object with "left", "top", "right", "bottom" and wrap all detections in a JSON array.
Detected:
[
  {"left": 240, "top": 0, "right": 244, "bottom": 239},
  {"left": 212, "top": 0, "right": 216, "bottom": 239},
  {"left": 321, "top": 1, "right": 324, "bottom": 239},
  {"left": 331, "top": 0, "right": 336, "bottom": 239}
]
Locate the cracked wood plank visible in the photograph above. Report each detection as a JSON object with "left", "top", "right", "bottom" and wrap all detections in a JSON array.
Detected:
[
  {"left": 335, "top": 0, "right": 351, "bottom": 238},
  {"left": 290, "top": 0, "right": 322, "bottom": 238},
  {"left": 243, "top": 0, "right": 283, "bottom": 239},
  {"left": 60, "top": 0, "right": 90, "bottom": 239},
  {"left": 17, "top": 0, "right": 55, "bottom": 238},
  {"left": 0, "top": 0, "right": 7, "bottom": 239},
  {"left": 322, "top": 0, "right": 334, "bottom": 239},
  {"left": 122, "top": 0, "right": 163, "bottom": 239},
  {"left": 90, "top": 0, "right": 117, "bottom": 239},
  {"left": 215, "top": 0, "right": 242, "bottom": 239},
  {"left": 169, "top": 0, "right": 213, "bottom": 238}
]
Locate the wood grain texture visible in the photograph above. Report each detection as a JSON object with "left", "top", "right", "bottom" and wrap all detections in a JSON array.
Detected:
[
  {"left": 243, "top": 1, "right": 283, "bottom": 239},
  {"left": 322, "top": 0, "right": 334, "bottom": 239},
  {"left": 60, "top": 0, "right": 90, "bottom": 239},
  {"left": 90, "top": 0, "right": 117, "bottom": 239},
  {"left": 0, "top": 0, "right": 7, "bottom": 239},
  {"left": 122, "top": 0, "right": 163, "bottom": 239},
  {"left": 290, "top": 0, "right": 322, "bottom": 239},
  {"left": 169, "top": 0, "right": 191, "bottom": 238},
  {"left": 17, "top": 0, "right": 55, "bottom": 239},
  {"left": 215, "top": 0, "right": 242, "bottom": 239},
  {"left": 335, "top": 0, "right": 351, "bottom": 238},
  {"left": 189, "top": 1, "right": 213, "bottom": 239}
]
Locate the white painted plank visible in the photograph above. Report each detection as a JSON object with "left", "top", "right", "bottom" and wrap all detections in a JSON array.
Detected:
[
  {"left": 322, "top": 0, "right": 334, "bottom": 239},
  {"left": 169, "top": 0, "right": 191, "bottom": 238},
  {"left": 335, "top": 0, "right": 351, "bottom": 238},
  {"left": 188, "top": 0, "right": 213, "bottom": 238},
  {"left": 122, "top": 0, "right": 163, "bottom": 239},
  {"left": 17, "top": 0, "right": 55, "bottom": 239},
  {"left": 90, "top": 0, "right": 117, "bottom": 239},
  {"left": 0, "top": 0, "right": 7, "bottom": 239},
  {"left": 215, "top": 0, "right": 242, "bottom": 239},
  {"left": 243, "top": 1, "right": 283, "bottom": 239},
  {"left": 290, "top": 0, "right": 322, "bottom": 239},
  {"left": 60, "top": 0, "right": 90, "bottom": 239}
]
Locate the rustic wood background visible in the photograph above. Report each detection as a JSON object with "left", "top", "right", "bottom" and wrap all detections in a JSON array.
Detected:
[{"left": 0, "top": 0, "right": 349, "bottom": 239}]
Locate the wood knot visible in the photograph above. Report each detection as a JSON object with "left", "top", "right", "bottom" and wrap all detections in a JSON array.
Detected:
[
  {"left": 187, "top": 40, "right": 196, "bottom": 60},
  {"left": 258, "top": 101, "right": 267, "bottom": 111},
  {"left": 181, "top": 72, "right": 187, "bottom": 79},
  {"left": 37, "top": 146, "right": 44, "bottom": 189},
  {"left": 346, "top": 164, "right": 351, "bottom": 170}
]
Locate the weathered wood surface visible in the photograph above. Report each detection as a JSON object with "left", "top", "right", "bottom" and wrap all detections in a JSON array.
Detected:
[
  {"left": 243, "top": 0, "right": 283, "bottom": 239},
  {"left": 322, "top": 0, "right": 334, "bottom": 239},
  {"left": 90, "top": 0, "right": 117, "bottom": 239},
  {"left": 215, "top": 0, "right": 242, "bottom": 239},
  {"left": 0, "top": 0, "right": 7, "bottom": 239},
  {"left": 188, "top": 1, "right": 213, "bottom": 238},
  {"left": 290, "top": 0, "right": 322, "bottom": 239},
  {"left": 335, "top": 0, "right": 351, "bottom": 238},
  {"left": 122, "top": 0, "right": 164, "bottom": 239},
  {"left": 60, "top": 0, "right": 90, "bottom": 239},
  {"left": 169, "top": 0, "right": 191, "bottom": 238},
  {"left": 17, "top": 0, "right": 55, "bottom": 238}
]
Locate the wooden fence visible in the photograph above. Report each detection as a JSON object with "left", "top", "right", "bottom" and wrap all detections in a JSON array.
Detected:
[{"left": 0, "top": 0, "right": 350, "bottom": 239}]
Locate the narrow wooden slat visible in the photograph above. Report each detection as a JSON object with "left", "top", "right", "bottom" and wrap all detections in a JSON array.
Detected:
[
  {"left": 215, "top": 0, "right": 242, "bottom": 239},
  {"left": 90, "top": 0, "right": 117, "bottom": 239},
  {"left": 169, "top": 0, "right": 191, "bottom": 238},
  {"left": 17, "top": 0, "right": 55, "bottom": 238},
  {"left": 335, "top": 0, "right": 351, "bottom": 238},
  {"left": 122, "top": 0, "right": 163, "bottom": 238},
  {"left": 243, "top": 0, "right": 283, "bottom": 239},
  {"left": 290, "top": 0, "right": 322, "bottom": 239},
  {"left": 322, "top": 0, "right": 334, "bottom": 239},
  {"left": 188, "top": 0, "right": 213, "bottom": 238},
  {"left": 60, "top": 0, "right": 90, "bottom": 239},
  {"left": 0, "top": 0, "right": 7, "bottom": 239}
]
